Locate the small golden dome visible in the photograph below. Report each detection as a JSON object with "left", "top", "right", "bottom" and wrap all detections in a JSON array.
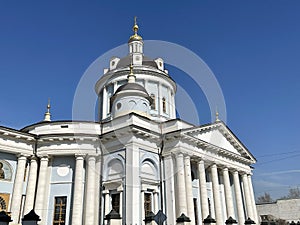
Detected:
[
  {"left": 128, "top": 16, "right": 143, "bottom": 43},
  {"left": 133, "top": 24, "right": 139, "bottom": 32},
  {"left": 128, "top": 33, "right": 143, "bottom": 42}
]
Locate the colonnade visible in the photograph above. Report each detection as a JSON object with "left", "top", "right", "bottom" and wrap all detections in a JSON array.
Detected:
[
  {"left": 9, "top": 152, "right": 257, "bottom": 225},
  {"left": 71, "top": 154, "right": 101, "bottom": 225},
  {"left": 9, "top": 153, "right": 101, "bottom": 225},
  {"left": 164, "top": 153, "right": 258, "bottom": 225}
]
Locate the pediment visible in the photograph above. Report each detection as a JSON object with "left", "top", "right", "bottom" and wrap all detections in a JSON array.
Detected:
[{"left": 182, "top": 121, "right": 256, "bottom": 163}]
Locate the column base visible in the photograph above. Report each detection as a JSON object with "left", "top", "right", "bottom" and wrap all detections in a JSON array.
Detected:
[{"left": 176, "top": 213, "right": 191, "bottom": 225}]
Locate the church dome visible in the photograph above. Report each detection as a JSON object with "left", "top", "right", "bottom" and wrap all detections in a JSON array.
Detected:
[
  {"left": 111, "top": 77, "right": 153, "bottom": 104},
  {"left": 110, "top": 65, "right": 153, "bottom": 119},
  {"left": 95, "top": 18, "right": 177, "bottom": 122}
]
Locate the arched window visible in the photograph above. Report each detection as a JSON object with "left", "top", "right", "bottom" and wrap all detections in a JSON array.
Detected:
[
  {"left": 162, "top": 97, "right": 166, "bottom": 113},
  {"left": 150, "top": 94, "right": 156, "bottom": 110}
]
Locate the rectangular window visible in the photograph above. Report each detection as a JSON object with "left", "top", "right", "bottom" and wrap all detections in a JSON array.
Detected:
[
  {"left": 144, "top": 193, "right": 152, "bottom": 216},
  {"left": 53, "top": 196, "right": 67, "bottom": 225},
  {"left": 111, "top": 193, "right": 120, "bottom": 213}
]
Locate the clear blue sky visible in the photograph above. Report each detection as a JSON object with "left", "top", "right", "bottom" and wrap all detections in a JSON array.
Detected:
[{"left": 1, "top": 1, "right": 300, "bottom": 200}]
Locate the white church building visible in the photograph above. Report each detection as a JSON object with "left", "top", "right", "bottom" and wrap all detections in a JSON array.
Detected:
[{"left": 0, "top": 20, "right": 258, "bottom": 225}]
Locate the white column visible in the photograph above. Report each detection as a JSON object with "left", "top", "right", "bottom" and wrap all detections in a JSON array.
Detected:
[
  {"left": 104, "top": 191, "right": 110, "bottom": 217},
  {"left": 85, "top": 155, "right": 96, "bottom": 225},
  {"left": 10, "top": 154, "right": 27, "bottom": 223},
  {"left": 222, "top": 168, "right": 235, "bottom": 218},
  {"left": 233, "top": 171, "right": 244, "bottom": 225},
  {"left": 211, "top": 164, "right": 223, "bottom": 225},
  {"left": 247, "top": 174, "right": 258, "bottom": 223},
  {"left": 119, "top": 191, "right": 123, "bottom": 217},
  {"left": 35, "top": 155, "right": 49, "bottom": 224},
  {"left": 171, "top": 93, "right": 176, "bottom": 119},
  {"left": 176, "top": 153, "right": 187, "bottom": 217},
  {"left": 242, "top": 174, "right": 254, "bottom": 220},
  {"left": 168, "top": 88, "right": 172, "bottom": 116},
  {"left": 158, "top": 84, "right": 162, "bottom": 116},
  {"left": 24, "top": 156, "right": 38, "bottom": 214},
  {"left": 71, "top": 154, "right": 85, "bottom": 225},
  {"left": 141, "top": 191, "right": 145, "bottom": 220},
  {"left": 164, "top": 155, "right": 176, "bottom": 225},
  {"left": 102, "top": 86, "right": 107, "bottom": 118},
  {"left": 184, "top": 155, "right": 195, "bottom": 225},
  {"left": 153, "top": 192, "right": 159, "bottom": 214},
  {"left": 198, "top": 160, "right": 209, "bottom": 220},
  {"left": 94, "top": 155, "right": 101, "bottom": 225}
]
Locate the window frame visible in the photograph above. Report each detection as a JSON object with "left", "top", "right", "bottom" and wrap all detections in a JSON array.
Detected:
[{"left": 53, "top": 196, "right": 67, "bottom": 225}]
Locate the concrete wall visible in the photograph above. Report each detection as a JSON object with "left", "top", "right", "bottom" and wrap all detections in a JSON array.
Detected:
[{"left": 257, "top": 199, "right": 300, "bottom": 222}]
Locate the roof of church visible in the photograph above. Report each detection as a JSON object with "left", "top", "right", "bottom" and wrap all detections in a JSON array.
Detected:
[
  {"left": 116, "top": 55, "right": 158, "bottom": 69},
  {"left": 112, "top": 82, "right": 153, "bottom": 104},
  {"left": 115, "top": 82, "right": 148, "bottom": 93}
]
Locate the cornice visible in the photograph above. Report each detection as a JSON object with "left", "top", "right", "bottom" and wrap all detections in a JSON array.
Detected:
[
  {"left": 0, "top": 127, "right": 35, "bottom": 142},
  {"left": 163, "top": 130, "right": 254, "bottom": 165},
  {"left": 100, "top": 124, "right": 161, "bottom": 145},
  {"left": 180, "top": 121, "right": 256, "bottom": 163},
  {"left": 95, "top": 66, "right": 177, "bottom": 94}
]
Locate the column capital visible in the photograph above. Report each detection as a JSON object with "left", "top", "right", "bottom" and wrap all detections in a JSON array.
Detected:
[
  {"left": 37, "top": 153, "right": 49, "bottom": 159},
  {"left": 223, "top": 166, "right": 237, "bottom": 172},
  {"left": 184, "top": 155, "right": 191, "bottom": 160},
  {"left": 86, "top": 154, "right": 97, "bottom": 161},
  {"left": 222, "top": 167, "right": 229, "bottom": 172},
  {"left": 176, "top": 152, "right": 184, "bottom": 158},
  {"left": 116, "top": 186, "right": 123, "bottom": 192},
  {"left": 210, "top": 163, "right": 218, "bottom": 169},
  {"left": 190, "top": 157, "right": 199, "bottom": 163},
  {"left": 233, "top": 170, "right": 239, "bottom": 175},
  {"left": 196, "top": 158, "right": 207, "bottom": 167},
  {"left": 163, "top": 154, "right": 173, "bottom": 160},
  {"left": 40, "top": 155, "right": 49, "bottom": 161},
  {"left": 247, "top": 173, "right": 253, "bottom": 177},
  {"left": 103, "top": 190, "right": 109, "bottom": 194},
  {"left": 215, "top": 164, "right": 227, "bottom": 170},
  {"left": 240, "top": 170, "right": 250, "bottom": 176},
  {"left": 29, "top": 155, "right": 38, "bottom": 161},
  {"left": 241, "top": 172, "right": 248, "bottom": 177},
  {"left": 75, "top": 153, "right": 86, "bottom": 159},
  {"left": 16, "top": 153, "right": 29, "bottom": 159}
]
